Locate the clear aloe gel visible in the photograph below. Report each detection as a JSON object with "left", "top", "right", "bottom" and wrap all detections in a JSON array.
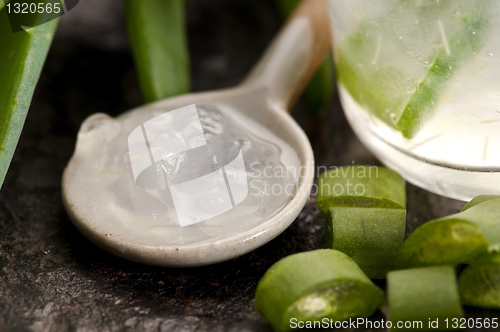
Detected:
[{"left": 67, "top": 104, "right": 300, "bottom": 246}]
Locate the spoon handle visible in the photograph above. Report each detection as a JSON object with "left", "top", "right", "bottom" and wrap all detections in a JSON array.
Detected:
[{"left": 242, "top": 0, "right": 332, "bottom": 111}]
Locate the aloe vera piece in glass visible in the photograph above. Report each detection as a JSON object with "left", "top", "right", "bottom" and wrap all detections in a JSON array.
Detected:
[
  {"left": 123, "top": 0, "right": 190, "bottom": 103},
  {"left": 398, "top": 198, "right": 500, "bottom": 268},
  {"left": 254, "top": 249, "right": 384, "bottom": 332},
  {"left": 388, "top": 265, "right": 463, "bottom": 331},
  {"left": 335, "top": 0, "right": 491, "bottom": 138},
  {"left": 458, "top": 252, "right": 500, "bottom": 309},
  {"left": 329, "top": 0, "right": 500, "bottom": 202},
  {"left": 0, "top": 5, "right": 59, "bottom": 189}
]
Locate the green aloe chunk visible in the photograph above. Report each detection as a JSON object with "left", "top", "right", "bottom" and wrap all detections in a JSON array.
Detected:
[
  {"left": 0, "top": 4, "right": 58, "bottom": 189},
  {"left": 317, "top": 165, "right": 406, "bottom": 214},
  {"left": 461, "top": 195, "right": 500, "bottom": 212},
  {"left": 327, "top": 207, "right": 406, "bottom": 279},
  {"left": 388, "top": 266, "right": 463, "bottom": 330},
  {"left": 398, "top": 199, "right": 500, "bottom": 268},
  {"left": 458, "top": 252, "right": 500, "bottom": 309},
  {"left": 254, "top": 249, "right": 384, "bottom": 332},
  {"left": 275, "top": 0, "right": 334, "bottom": 113},
  {"left": 123, "top": 0, "right": 190, "bottom": 103},
  {"left": 398, "top": 219, "right": 487, "bottom": 269},
  {"left": 317, "top": 166, "right": 406, "bottom": 278},
  {"left": 336, "top": 0, "right": 491, "bottom": 138}
]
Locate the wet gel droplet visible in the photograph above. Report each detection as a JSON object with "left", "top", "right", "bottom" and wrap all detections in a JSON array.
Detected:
[
  {"left": 472, "top": 31, "right": 476, "bottom": 35},
  {"left": 390, "top": 113, "right": 397, "bottom": 122},
  {"left": 489, "top": 53, "right": 494, "bottom": 57},
  {"left": 497, "top": 109, "right": 500, "bottom": 113}
]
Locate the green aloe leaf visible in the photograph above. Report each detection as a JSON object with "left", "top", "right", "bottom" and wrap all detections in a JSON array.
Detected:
[
  {"left": 123, "top": 0, "right": 190, "bottom": 103},
  {"left": 0, "top": 4, "right": 59, "bottom": 189}
]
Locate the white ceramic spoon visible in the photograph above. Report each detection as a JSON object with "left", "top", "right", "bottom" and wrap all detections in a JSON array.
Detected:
[{"left": 62, "top": 0, "right": 331, "bottom": 267}]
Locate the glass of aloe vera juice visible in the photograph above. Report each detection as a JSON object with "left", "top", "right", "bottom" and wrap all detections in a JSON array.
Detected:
[{"left": 328, "top": 0, "right": 500, "bottom": 200}]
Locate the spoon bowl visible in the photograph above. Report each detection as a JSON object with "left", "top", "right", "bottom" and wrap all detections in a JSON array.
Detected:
[{"left": 62, "top": 0, "right": 330, "bottom": 267}]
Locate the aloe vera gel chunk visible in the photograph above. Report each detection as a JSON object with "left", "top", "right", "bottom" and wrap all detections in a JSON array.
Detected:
[
  {"left": 254, "top": 249, "right": 384, "bottom": 332},
  {"left": 459, "top": 252, "right": 500, "bottom": 309},
  {"left": 317, "top": 166, "right": 406, "bottom": 278},
  {"left": 388, "top": 266, "right": 463, "bottom": 331},
  {"left": 398, "top": 199, "right": 500, "bottom": 268}
]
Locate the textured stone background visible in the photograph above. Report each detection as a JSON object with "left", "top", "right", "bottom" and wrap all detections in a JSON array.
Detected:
[{"left": 0, "top": 0, "right": 497, "bottom": 331}]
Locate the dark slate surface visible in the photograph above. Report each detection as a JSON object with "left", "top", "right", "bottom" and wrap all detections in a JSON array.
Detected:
[{"left": 0, "top": 0, "right": 498, "bottom": 331}]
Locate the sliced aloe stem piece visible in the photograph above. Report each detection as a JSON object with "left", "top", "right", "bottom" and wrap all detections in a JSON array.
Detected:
[
  {"left": 275, "top": 0, "right": 334, "bottom": 114},
  {"left": 398, "top": 198, "right": 500, "bottom": 268},
  {"left": 461, "top": 195, "right": 500, "bottom": 212},
  {"left": 317, "top": 166, "right": 406, "bottom": 278},
  {"left": 123, "top": 0, "right": 190, "bottom": 103},
  {"left": 335, "top": 0, "right": 492, "bottom": 138},
  {"left": 388, "top": 265, "right": 463, "bottom": 330},
  {"left": 327, "top": 207, "right": 406, "bottom": 279},
  {"left": 317, "top": 165, "right": 406, "bottom": 214},
  {"left": 0, "top": 5, "right": 59, "bottom": 189},
  {"left": 398, "top": 219, "right": 487, "bottom": 268},
  {"left": 254, "top": 249, "right": 384, "bottom": 332},
  {"left": 458, "top": 252, "right": 500, "bottom": 309}
]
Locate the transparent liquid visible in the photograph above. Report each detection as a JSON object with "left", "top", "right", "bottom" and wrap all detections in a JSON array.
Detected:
[
  {"left": 329, "top": 0, "right": 500, "bottom": 200},
  {"left": 72, "top": 104, "right": 300, "bottom": 246}
]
